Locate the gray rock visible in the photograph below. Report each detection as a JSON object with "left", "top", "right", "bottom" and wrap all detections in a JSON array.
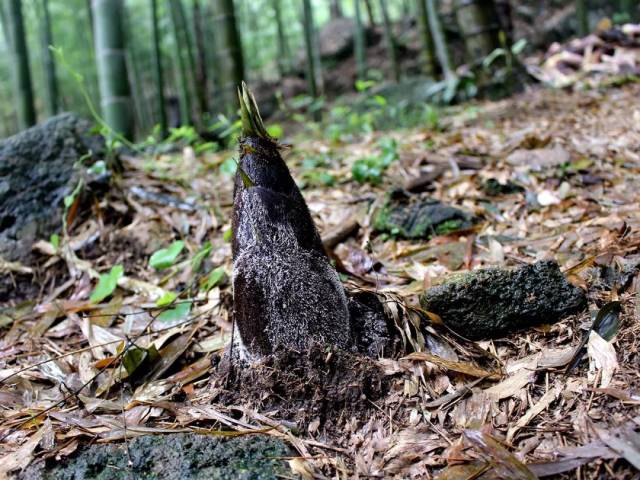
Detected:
[
  {"left": 374, "top": 189, "right": 476, "bottom": 239},
  {"left": 20, "top": 433, "right": 292, "bottom": 480},
  {"left": 420, "top": 260, "right": 587, "bottom": 339},
  {"left": 0, "top": 113, "right": 104, "bottom": 263},
  {"left": 318, "top": 18, "right": 356, "bottom": 61}
]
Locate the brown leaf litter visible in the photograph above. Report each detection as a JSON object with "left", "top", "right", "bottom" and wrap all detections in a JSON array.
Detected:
[{"left": 2, "top": 78, "right": 640, "bottom": 478}]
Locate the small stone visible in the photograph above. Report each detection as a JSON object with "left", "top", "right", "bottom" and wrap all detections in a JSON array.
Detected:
[
  {"left": 537, "top": 189, "right": 561, "bottom": 206},
  {"left": 420, "top": 260, "right": 586, "bottom": 339}
]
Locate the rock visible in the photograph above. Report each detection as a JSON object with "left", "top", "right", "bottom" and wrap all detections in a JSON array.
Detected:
[
  {"left": 20, "top": 433, "right": 291, "bottom": 480},
  {"left": 318, "top": 18, "right": 357, "bottom": 61},
  {"left": 0, "top": 113, "right": 104, "bottom": 263},
  {"left": 374, "top": 189, "right": 476, "bottom": 239},
  {"left": 420, "top": 260, "right": 587, "bottom": 339}
]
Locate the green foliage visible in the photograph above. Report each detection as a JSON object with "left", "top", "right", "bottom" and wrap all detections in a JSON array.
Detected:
[
  {"left": 325, "top": 81, "right": 442, "bottom": 142},
  {"left": 156, "top": 291, "right": 178, "bottom": 307},
  {"left": 202, "top": 266, "right": 226, "bottom": 292},
  {"left": 211, "top": 114, "right": 242, "bottom": 143},
  {"left": 52, "top": 46, "right": 136, "bottom": 156},
  {"left": 482, "top": 37, "right": 527, "bottom": 71},
  {"left": 299, "top": 153, "right": 336, "bottom": 189},
  {"left": 435, "top": 219, "right": 465, "bottom": 235},
  {"left": 190, "top": 241, "right": 212, "bottom": 272},
  {"left": 157, "top": 300, "right": 191, "bottom": 322},
  {"left": 149, "top": 240, "right": 185, "bottom": 270},
  {"left": 266, "top": 123, "right": 284, "bottom": 139},
  {"left": 166, "top": 125, "right": 200, "bottom": 145},
  {"left": 155, "top": 125, "right": 218, "bottom": 154},
  {"left": 90, "top": 265, "right": 124, "bottom": 303},
  {"left": 49, "top": 233, "right": 60, "bottom": 250},
  {"left": 352, "top": 137, "right": 398, "bottom": 185},
  {"left": 122, "top": 344, "right": 160, "bottom": 377}
]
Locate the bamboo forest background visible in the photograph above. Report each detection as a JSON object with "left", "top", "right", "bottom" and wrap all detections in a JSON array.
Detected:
[{"left": 0, "top": 0, "right": 412, "bottom": 139}]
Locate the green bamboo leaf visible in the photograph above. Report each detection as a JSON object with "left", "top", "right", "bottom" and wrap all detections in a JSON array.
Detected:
[
  {"left": 123, "top": 347, "right": 147, "bottom": 376},
  {"left": 149, "top": 240, "right": 185, "bottom": 270},
  {"left": 89, "top": 265, "right": 124, "bottom": 303},
  {"left": 122, "top": 344, "right": 160, "bottom": 377},
  {"left": 157, "top": 301, "right": 192, "bottom": 323},
  {"left": 156, "top": 291, "right": 178, "bottom": 307},
  {"left": 191, "top": 242, "right": 212, "bottom": 272},
  {"left": 203, "top": 267, "right": 226, "bottom": 292}
]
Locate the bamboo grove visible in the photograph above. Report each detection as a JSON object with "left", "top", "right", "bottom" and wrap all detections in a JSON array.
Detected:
[{"left": 2, "top": 1, "right": 636, "bottom": 141}]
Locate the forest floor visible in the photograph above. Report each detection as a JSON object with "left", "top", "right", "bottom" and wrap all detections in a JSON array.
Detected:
[{"left": 2, "top": 80, "right": 640, "bottom": 479}]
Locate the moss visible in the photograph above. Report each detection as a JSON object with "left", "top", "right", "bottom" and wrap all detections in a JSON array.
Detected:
[{"left": 435, "top": 219, "right": 466, "bottom": 235}]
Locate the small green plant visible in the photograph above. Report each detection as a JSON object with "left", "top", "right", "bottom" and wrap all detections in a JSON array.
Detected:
[
  {"left": 166, "top": 125, "right": 200, "bottom": 145},
  {"left": 210, "top": 114, "right": 242, "bottom": 144},
  {"left": 90, "top": 265, "right": 124, "bottom": 303},
  {"left": 299, "top": 154, "right": 336, "bottom": 188},
  {"left": 352, "top": 137, "right": 399, "bottom": 185},
  {"left": 52, "top": 46, "right": 137, "bottom": 159},
  {"left": 483, "top": 36, "right": 527, "bottom": 71}
]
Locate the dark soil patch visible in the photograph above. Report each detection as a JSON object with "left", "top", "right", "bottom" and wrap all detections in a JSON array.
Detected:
[
  {"left": 78, "top": 232, "right": 148, "bottom": 278},
  {"left": 215, "top": 345, "right": 392, "bottom": 433}
]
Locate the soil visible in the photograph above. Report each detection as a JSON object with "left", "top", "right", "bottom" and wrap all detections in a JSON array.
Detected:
[{"left": 215, "top": 345, "right": 393, "bottom": 434}]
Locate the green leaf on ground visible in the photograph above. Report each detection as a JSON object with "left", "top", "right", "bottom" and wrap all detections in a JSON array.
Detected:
[
  {"left": 157, "top": 301, "right": 192, "bottom": 323},
  {"left": 156, "top": 291, "right": 178, "bottom": 307},
  {"left": 203, "top": 267, "right": 226, "bottom": 292},
  {"left": 89, "top": 265, "right": 124, "bottom": 304},
  {"left": 191, "top": 242, "right": 212, "bottom": 272},
  {"left": 149, "top": 240, "right": 185, "bottom": 270}
]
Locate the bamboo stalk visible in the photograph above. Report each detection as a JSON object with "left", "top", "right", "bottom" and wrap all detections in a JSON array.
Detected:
[
  {"left": 92, "top": 0, "right": 133, "bottom": 139},
  {"left": 378, "top": 0, "right": 401, "bottom": 83},
  {"left": 7, "top": 0, "right": 36, "bottom": 129},
  {"left": 354, "top": 0, "right": 368, "bottom": 81},
  {"left": 150, "top": 0, "right": 167, "bottom": 136},
  {"left": 38, "top": 0, "right": 59, "bottom": 116}
]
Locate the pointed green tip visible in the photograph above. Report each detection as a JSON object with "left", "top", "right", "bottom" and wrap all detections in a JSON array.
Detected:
[{"left": 238, "top": 81, "right": 270, "bottom": 139}]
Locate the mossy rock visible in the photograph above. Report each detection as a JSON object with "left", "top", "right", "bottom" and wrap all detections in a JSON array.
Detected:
[
  {"left": 20, "top": 433, "right": 292, "bottom": 480},
  {"left": 420, "top": 260, "right": 587, "bottom": 339},
  {"left": 374, "top": 189, "right": 476, "bottom": 239},
  {"left": 0, "top": 113, "right": 104, "bottom": 264}
]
